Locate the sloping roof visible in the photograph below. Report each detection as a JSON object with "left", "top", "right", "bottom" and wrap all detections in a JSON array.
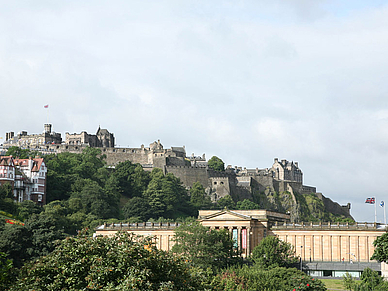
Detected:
[
  {"left": 97, "top": 126, "right": 110, "bottom": 135},
  {"left": 13, "top": 158, "right": 44, "bottom": 172},
  {"left": 0, "top": 156, "right": 14, "bottom": 166},
  {"left": 171, "top": 147, "right": 185, "bottom": 153},
  {"left": 199, "top": 209, "right": 256, "bottom": 221}
]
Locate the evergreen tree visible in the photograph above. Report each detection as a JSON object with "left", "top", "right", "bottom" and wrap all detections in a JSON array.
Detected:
[{"left": 207, "top": 156, "right": 225, "bottom": 172}]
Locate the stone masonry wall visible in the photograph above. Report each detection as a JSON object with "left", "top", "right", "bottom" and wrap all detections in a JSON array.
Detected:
[{"left": 165, "top": 166, "right": 210, "bottom": 188}]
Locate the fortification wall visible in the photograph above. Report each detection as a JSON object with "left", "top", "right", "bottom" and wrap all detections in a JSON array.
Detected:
[
  {"left": 318, "top": 193, "right": 352, "bottom": 218},
  {"left": 210, "top": 177, "right": 231, "bottom": 200},
  {"left": 165, "top": 166, "right": 210, "bottom": 188},
  {"left": 250, "top": 175, "right": 276, "bottom": 193},
  {"left": 166, "top": 157, "right": 187, "bottom": 166},
  {"left": 104, "top": 149, "right": 150, "bottom": 166}
]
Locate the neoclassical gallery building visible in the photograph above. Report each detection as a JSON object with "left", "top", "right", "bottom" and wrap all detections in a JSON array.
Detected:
[{"left": 95, "top": 209, "right": 387, "bottom": 278}]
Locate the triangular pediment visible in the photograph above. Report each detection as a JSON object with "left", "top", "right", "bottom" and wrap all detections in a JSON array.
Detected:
[{"left": 201, "top": 210, "right": 255, "bottom": 221}]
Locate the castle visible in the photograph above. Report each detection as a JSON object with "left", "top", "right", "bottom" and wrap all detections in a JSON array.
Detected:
[{"left": 1, "top": 124, "right": 351, "bottom": 220}]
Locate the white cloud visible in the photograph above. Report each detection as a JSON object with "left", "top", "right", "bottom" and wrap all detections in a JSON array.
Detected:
[{"left": 1, "top": 1, "right": 388, "bottom": 221}]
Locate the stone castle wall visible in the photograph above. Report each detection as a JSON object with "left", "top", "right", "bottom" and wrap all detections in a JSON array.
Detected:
[
  {"left": 2, "top": 126, "right": 352, "bottom": 219},
  {"left": 165, "top": 166, "right": 210, "bottom": 188}
]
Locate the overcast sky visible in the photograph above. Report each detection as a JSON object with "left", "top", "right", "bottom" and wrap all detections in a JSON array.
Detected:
[{"left": 1, "top": 1, "right": 388, "bottom": 222}]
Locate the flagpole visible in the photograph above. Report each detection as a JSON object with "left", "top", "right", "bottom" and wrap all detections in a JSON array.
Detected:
[
  {"left": 384, "top": 203, "right": 387, "bottom": 225},
  {"left": 375, "top": 197, "right": 377, "bottom": 223}
]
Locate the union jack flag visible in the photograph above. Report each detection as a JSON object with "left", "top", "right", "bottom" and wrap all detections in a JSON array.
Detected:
[{"left": 365, "top": 197, "right": 375, "bottom": 204}]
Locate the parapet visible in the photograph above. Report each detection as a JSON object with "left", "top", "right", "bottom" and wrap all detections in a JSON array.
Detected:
[
  {"left": 96, "top": 221, "right": 181, "bottom": 231},
  {"left": 272, "top": 221, "right": 386, "bottom": 231}
]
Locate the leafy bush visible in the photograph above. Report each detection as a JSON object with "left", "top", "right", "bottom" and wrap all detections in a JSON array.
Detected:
[
  {"left": 211, "top": 266, "right": 327, "bottom": 291},
  {"left": 9, "top": 232, "right": 208, "bottom": 290},
  {"left": 252, "top": 235, "right": 298, "bottom": 269},
  {"left": 172, "top": 220, "right": 241, "bottom": 271}
]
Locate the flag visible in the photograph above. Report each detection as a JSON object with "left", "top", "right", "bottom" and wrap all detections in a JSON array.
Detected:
[
  {"left": 44, "top": 104, "right": 49, "bottom": 108},
  {"left": 365, "top": 197, "right": 375, "bottom": 204},
  {"left": 381, "top": 201, "right": 385, "bottom": 207}
]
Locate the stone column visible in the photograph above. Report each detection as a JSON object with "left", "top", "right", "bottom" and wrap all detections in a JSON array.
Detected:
[
  {"left": 247, "top": 227, "right": 251, "bottom": 255},
  {"left": 237, "top": 226, "right": 242, "bottom": 252}
]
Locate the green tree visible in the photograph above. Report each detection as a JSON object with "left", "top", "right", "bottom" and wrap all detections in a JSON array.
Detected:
[
  {"left": 360, "top": 267, "right": 383, "bottom": 290},
  {"left": 23, "top": 214, "right": 65, "bottom": 259},
  {"left": 44, "top": 148, "right": 107, "bottom": 203},
  {"left": 6, "top": 146, "right": 38, "bottom": 159},
  {"left": 0, "top": 251, "right": 13, "bottom": 289},
  {"left": 236, "top": 199, "right": 259, "bottom": 210},
  {"left": 0, "top": 224, "right": 29, "bottom": 268},
  {"left": 190, "top": 182, "right": 212, "bottom": 210},
  {"left": 71, "top": 179, "right": 120, "bottom": 219},
  {"left": 111, "top": 161, "right": 150, "bottom": 198},
  {"left": 42, "top": 200, "right": 72, "bottom": 233},
  {"left": 251, "top": 235, "right": 298, "bottom": 269},
  {"left": 172, "top": 220, "right": 240, "bottom": 270},
  {"left": 44, "top": 153, "right": 82, "bottom": 202},
  {"left": 144, "top": 169, "right": 194, "bottom": 219},
  {"left": 371, "top": 232, "right": 388, "bottom": 263},
  {"left": 0, "top": 213, "right": 65, "bottom": 268},
  {"left": 207, "top": 156, "right": 225, "bottom": 172},
  {"left": 216, "top": 195, "right": 235, "bottom": 209},
  {"left": 0, "top": 184, "right": 18, "bottom": 216},
  {"left": 10, "top": 232, "right": 208, "bottom": 290},
  {"left": 122, "top": 197, "right": 151, "bottom": 221},
  {"left": 342, "top": 272, "right": 357, "bottom": 290},
  {"left": 211, "top": 266, "right": 326, "bottom": 291},
  {"left": 0, "top": 184, "right": 13, "bottom": 200},
  {"left": 17, "top": 200, "right": 42, "bottom": 220},
  {"left": 75, "top": 147, "right": 106, "bottom": 181}
]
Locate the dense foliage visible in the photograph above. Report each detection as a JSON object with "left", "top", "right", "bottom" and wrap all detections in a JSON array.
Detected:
[
  {"left": 371, "top": 232, "right": 388, "bottom": 263},
  {"left": 342, "top": 268, "right": 388, "bottom": 291},
  {"left": 207, "top": 156, "right": 225, "bottom": 172},
  {"left": 0, "top": 213, "right": 65, "bottom": 268},
  {"left": 0, "top": 147, "right": 367, "bottom": 290},
  {"left": 211, "top": 266, "right": 326, "bottom": 291},
  {"left": 172, "top": 220, "right": 240, "bottom": 270},
  {"left": 0, "top": 251, "right": 13, "bottom": 289},
  {"left": 9, "top": 232, "right": 209, "bottom": 291},
  {"left": 252, "top": 235, "right": 298, "bottom": 269},
  {"left": 5, "top": 146, "right": 39, "bottom": 159}
]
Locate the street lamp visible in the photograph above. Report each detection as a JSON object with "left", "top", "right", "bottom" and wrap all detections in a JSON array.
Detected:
[{"left": 300, "top": 246, "right": 303, "bottom": 271}]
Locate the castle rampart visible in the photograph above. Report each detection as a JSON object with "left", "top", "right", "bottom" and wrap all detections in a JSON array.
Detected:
[
  {"left": 2, "top": 125, "right": 352, "bottom": 219},
  {"left": 165, "top": 165, "right": 210, "bottom": 188}
]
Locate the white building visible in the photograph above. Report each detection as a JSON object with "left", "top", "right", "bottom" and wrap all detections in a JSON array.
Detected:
[{"left": 0, "top": 156, "right": 47, "bottom": 205}]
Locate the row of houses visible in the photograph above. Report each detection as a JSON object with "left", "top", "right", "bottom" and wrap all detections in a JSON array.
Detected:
[{"left": 0, "top": 156, "right": 47, "bottom": 205}]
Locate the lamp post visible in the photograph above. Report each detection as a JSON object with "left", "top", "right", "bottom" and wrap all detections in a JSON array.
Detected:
[
  {"left": 309, "top": 248, "right": 311, "bottom": 262},
  {"left": 300, "top": 246, "right": 303, "bottom": 271}
]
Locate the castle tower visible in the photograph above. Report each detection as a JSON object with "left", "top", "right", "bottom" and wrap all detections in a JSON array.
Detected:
[{"left": 44, "top": 124, "right": 52, "bottom": 134}]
